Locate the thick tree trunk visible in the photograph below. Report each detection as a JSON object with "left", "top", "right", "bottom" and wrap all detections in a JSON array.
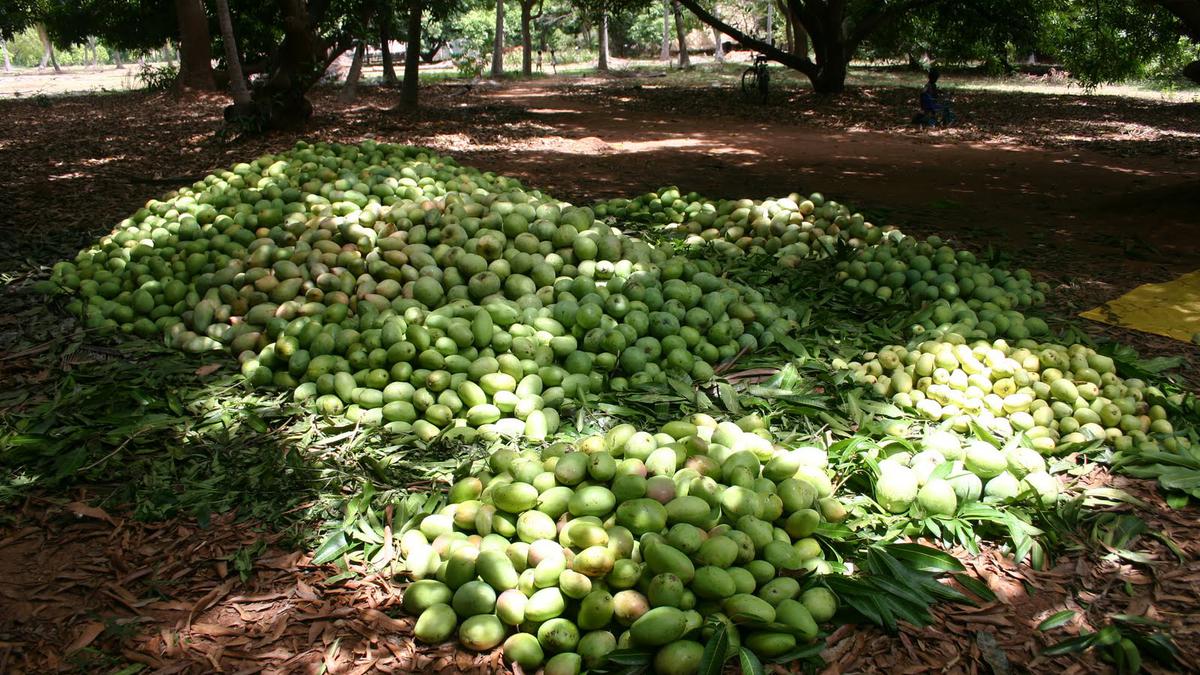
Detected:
[
  {"left": 340, "top": 41, "right": 366, "bottom": 102},
  {"left": 3, "top": 40, "right": 12, "bottom": 72},
  {"left": 215, "top": 0, "right": 253, "bottom": 106},
  {"left": 230, "top": 0, "right": 348, "bottom": 130},
  {"left": 661, "top": 0, "right": 670, "bottom": 60},
  {"left": 401, "top": 0, "right": 421, "bottom": 106},
  {"left": 521, "top": 3, "right": 533, "bottom": 75},
  {"left": 598, "top": 14, "right": 609, "bottom": 71},
  {"left": 491, "top": 0, "right": 505, "bottom": 77},
  {"left": 672, "top": 1, "right": 690, "bottom": 69},
  {"left": 711, "top": 5, "right": 723, "bottom": 63},
  {"left": 174, "top": 0, "right": 215, "bottom": 89},
  {"left": 1184, "top": 60, "right": 1200, "bottom": 85},
  {"left": 380, "top": 14, "right": 397, "bottom": 84},
  {"left": 36, "top": 23, "right": 62, "bottom": 73},
  {"left": 675, "top": 0, "right": 860, "bottom": 93}
]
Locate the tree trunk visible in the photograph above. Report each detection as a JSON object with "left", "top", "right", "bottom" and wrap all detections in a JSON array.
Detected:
[
  {"left": 174, "top": 0, "right": 215, "bottom": 89},
  {"left": 781, "top": 1, "right": 793, "bottom": 53},
  {"left": 598, "top": 14, "right": 609, "bottom": 71},
  {"left": 215, "top": 0, "right": 253, "bottom": 106},
  {"left": 491, "top": 0, "right": 504, "bottom": 77},
  {"left": 521, "top": 2, "right": 532, "bottom": 76},
  {"left": 766, "top": 0, "right": 774, "bottom": 46},
  {"left": 114, "top": 50, "right": 124, "bottom": 69},
  {"left": 401, "top": 0, "right": 421, "bottom": 106},
  {"left": 1, "top": 40, "right": 10, "bottom": 72},
  {"left": 87, "top": 37, "right": 97, "bottom": 67},
  {"left": 1184, "top": 60, "right": 1200, "bottom": 85},
  {"left": 661, "top": 0, "right": 670, "bottom": 60},
  {"left": 675, "top": 0, "right": 861, "bottom": 93},
  {"left": 380, "top": 10, "right": 397, "bottom": 84},
  {"left": 711, "top": 6, "right": 723, "bottom": 63},
  {"left": 340, "top": 41, "right": 366, "bottom": 102},
  {"left": 36, "top": 23, "right": 62, "bottom": 73},
  {"left": 672, "top": 1, "right": 690, "bottom": 69},
  {"left": 230, "top": 0, "right": 349, "bottom": 130}
]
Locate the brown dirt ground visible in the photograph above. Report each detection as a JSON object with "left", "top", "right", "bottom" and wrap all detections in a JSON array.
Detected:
[{"left": 1, "top": 76, "right": 1199, "bottom": 674}]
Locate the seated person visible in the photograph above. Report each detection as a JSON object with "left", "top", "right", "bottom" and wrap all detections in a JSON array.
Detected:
[{"left": 917, "top": 68, "right": 954, "bottom": 126}]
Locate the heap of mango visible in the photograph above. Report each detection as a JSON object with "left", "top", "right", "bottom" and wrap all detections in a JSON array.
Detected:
[
  {"left": 841, "top": 336, "right": 1191, "bottom": 459},
  {"left": 45, "top": 142, "right": 792, "bottom": 434},
  {"left": 873, "top": 427, "right": 1060, "bottom": 516},
  {"left": 903, "top": 297, "right": 1052, "bottom": 343},
  {"left": 594, "top": 186, "right": 887, "bottom": 262},
  {"left": 398, "top": 415, "right": 846, "bottom": 675},
  {"left": 835, "top": 233, "right": 1049, "bottom": 311}
]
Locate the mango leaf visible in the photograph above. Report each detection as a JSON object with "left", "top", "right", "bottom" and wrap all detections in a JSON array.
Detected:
[
  {"left": 737, "top": 647, "right": 764, "bottom": 675},
  {"left": 311, "top": 530, "right": 351, "bottom": 565},
  {"left": 698, "top": 621, "right": 731, "bottom": 675},
  {"left": 1037, "top": 610, "right": 1076, "bottom": 631},
  {"left": 1042, "top": 633, "right": 1097, "bottom": 656},
  {"left": 885, "top": 543, "right": 964, "bottom": 572},
  {"left": 599, "top": 649, "right": 655, "bottom": 667},
  {"left": 952, "top": 573, "right": 997, "bottom": 602}
]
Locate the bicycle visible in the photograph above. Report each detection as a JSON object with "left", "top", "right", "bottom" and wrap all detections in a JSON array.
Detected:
[{"left": 741, "top": 54, "right": 770, "bottom": 102}]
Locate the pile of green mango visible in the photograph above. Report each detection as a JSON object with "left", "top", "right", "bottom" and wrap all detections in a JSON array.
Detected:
[
  {"left": 45, "top": 142, "right": 794, "bottom": 438},
  {"left": 399, "top": 414, "right": 845, "bottom": 674},
  {"left": 595, "top": 186, "right": 885, "bottom": 263}
]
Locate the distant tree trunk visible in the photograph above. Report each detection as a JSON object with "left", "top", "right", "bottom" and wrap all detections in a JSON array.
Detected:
[
  {"left": 340, "top": 41, "right": 366, "bottom": 102},
  {"left": 711, "top": 5, "right": 723, "bottom": 63},
  {"left": 660, "top": 0, "right": 670, "bottom": 60},
  {"left": 36, "top": 23, "right": 62, "bottom": 73},
  {"left": 518, "top": 0, "right": 537, "bottom": 75},
  {"left": 2, "top": 40, "right": 10, "bottom": 72},
  {"left": 672, "top": 1, "right": 690, "bottom": 69},
  {"left": 215, "top": 0, "right": 252, "bottom": 106},
  {"left": 380, "top": 10, "right": 397, "bottom": 84},
  {"left": 766, "top": 0, "right": 774, "bottom": 45},
  {"left": 229, "top": 0, "right": 352, "bottom": 130},
  {"left": 174, "top": 0, "right": 215, "bottom": 89},
  {"left": 677, "top": 0, "right": 878, "bottom": 93},
  {"left": 114, "top": 50, "right": 124, "bottom": 69},
  {"left": 491, "top": 0, "right": 504, "bottom": 77},
  {"left": 1183, "top": 60, "right": 1200, "bottom": 84},
  {"left": 521, "top": 2, "right": 532, "bottom": 75},
  {"left": 598, "top": 14, "right": 610, "bottom": 71},
  {"left": 401, "top": 0, "right": 421, "bottom": 106}
]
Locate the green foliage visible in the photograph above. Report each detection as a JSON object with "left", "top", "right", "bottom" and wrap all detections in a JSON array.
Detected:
[
  {"left": 136, "top": 62, "right": 178, "bottom": 90},
  {"left": 1040, "top": 0, "right": 1192, "bottom": 88},
  {"left": 1040, "top": 615, "right": 1182, "bottom": 674}
]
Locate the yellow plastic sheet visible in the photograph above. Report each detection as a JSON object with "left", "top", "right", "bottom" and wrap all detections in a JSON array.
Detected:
[{"left": 1080, "top": 270, "right": 1200, "bottom": 344}]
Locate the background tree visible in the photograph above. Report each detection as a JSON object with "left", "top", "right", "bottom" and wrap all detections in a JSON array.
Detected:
[
  {"left": 671, "top": 0, "right": 688, "bottom": 67},
  {"left": 402, "top": 0, "right": 423, "bottom": 103},
  {"left": 377, "top": 0, "right": 398, "bottom": 83},
  {"left": 676, "top": 0, "right": 948, "bottom": 92},
  {"left": 519, "top": 0, "right": 544, "bottom": 74},
  {"left": 213, "top": 0, "right": 251, "bottom": 106},
  {"left": 173, "top": 0, "right": 216, "bottom": 88},
  {"left": 492, "top": 0, "right": 505, "bottom": 75}
]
